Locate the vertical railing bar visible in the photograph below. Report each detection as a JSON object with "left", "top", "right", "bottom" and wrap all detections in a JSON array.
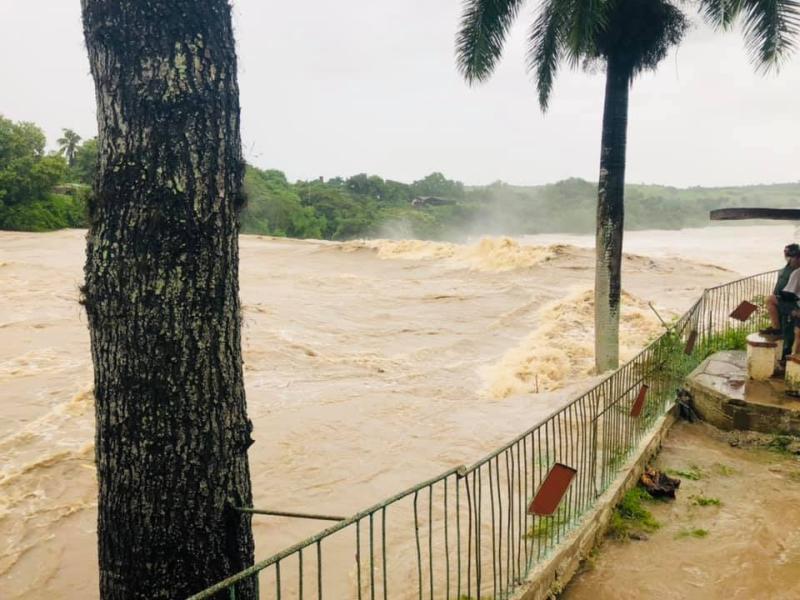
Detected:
[
  {"left": 369, "top": 512, "right": 376, "bottom": 600},
  {"left": 563, "top": 403, "right": 572, "bottom": 534},
  {"left": 275, "top": 560, "right": 282, "bottom": 600},
  {"left": 516, "top": 440, "right": 523, "bottom": 582},
  {"left": 494, "top": 455, "right": 503, "bottom": 597},
  {"left": 356, "top": 520, "right": 362, "bottom": 600},
  {"left": 428, "top": 485, "right": 434, "bottom": 600},
  {"left": 565, "top": 405, "right": 574, "bottom": 534},
  {"left": 522, "top": 434, "right": 530, "bottom": 570},
  {"left": 488, "top": 459, "right": 498, "bottom": 599},
  {"left": 414, "top": 491, "right": 422, "bottom": 600},
  {"left": 381, "top": 507, "right": 388, "bottom": 600},
  {"left": 299, "top": 548, "right": 304, "bottom": 600},
  {"left": 444, "top": 476, "right": 450, "bottom": 600},
  {"left": 316, "top": 540, "right": 322, "bottom": 600},
  {"left": 456, "top": 476, "right": 462, "bottom": 600},
  {"left": 577, "top": 398, "right": 588, "bottom": 514},
  {"left": 476, "top": 468, "right": 483, "bottom": 600},
  {"left": 555, "top": 412, "right": 564, "bottom": 545},
  {"left": 465, "top": 472, "right": 473, "bottom": 600},
  {"left": 541, "top": 420, "right": 549, "bottom": 557},
  {"left": 567, "top": 403, "right": 577, "bottom": 528},
  {"left": 548, "top": 417, "right": 558, "bottom": 550},
  {"left": 505, "top": 448, "right": 513, "bottom": 593}
]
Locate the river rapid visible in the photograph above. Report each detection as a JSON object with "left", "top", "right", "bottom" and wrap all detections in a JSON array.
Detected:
[{"left": 0, "top": 225, "right": 794, "bottom": 598}]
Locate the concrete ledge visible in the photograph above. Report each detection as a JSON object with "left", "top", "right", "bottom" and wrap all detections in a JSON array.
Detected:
[
  {"left": 511, "top": 407, "right": 679, "bottom": 600},
  {"left": 686, "top": 351, "right": 800, "bottom": 436}
]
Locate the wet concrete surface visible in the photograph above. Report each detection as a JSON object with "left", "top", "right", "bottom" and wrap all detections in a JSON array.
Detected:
[
  {"left": 687, "top": 351, "right": 800, "bottom": 435},
  {"left": 563, "top": 421, "right": 800, "bottom": 600}
]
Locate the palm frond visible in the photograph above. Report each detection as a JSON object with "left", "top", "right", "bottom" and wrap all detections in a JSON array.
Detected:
[
  {"left": 699, "top": 0, "right": 745, "bottom": 29},
  {"left": 564, "top": 0, "right": 610, "bottom": 65},
  {"left": 456, "top": 0, "right": 526, "bottom": 83},
  {"left": 527, "top": 0, "right": 568, "bottom": 110},
  {"left": 740, "top": 0, "right": 800, "bottom": 68}
]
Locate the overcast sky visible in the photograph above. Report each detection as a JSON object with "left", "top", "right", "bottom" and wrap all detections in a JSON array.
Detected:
[{"left": 2, "top": 1, "right": 798, "bottom": 187}]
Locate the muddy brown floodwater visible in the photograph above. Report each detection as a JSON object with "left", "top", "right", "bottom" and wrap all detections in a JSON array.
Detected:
[
  {"left": 0, "top": 226, "right": 793, "bottom": 598},
  {"left": 564, "top": 421, "right": 800, "bottom": 600}
]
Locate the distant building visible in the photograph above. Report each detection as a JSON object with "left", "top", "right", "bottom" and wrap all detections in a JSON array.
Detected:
[{"left": 411, "top": 196, "right": 455, "bottom": 208}]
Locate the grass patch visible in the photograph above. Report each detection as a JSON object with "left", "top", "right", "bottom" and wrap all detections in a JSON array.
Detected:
[
  {"left": 712, "top": 463, "right": 738, "bottom": 476},
  {"left": 607, "top": 486, "right": 660, "bottom": 540},
  {"left": 691, "top": 495, "right": 721, "bottom": 507},
  {"left": 525, "top": 506, "right": 570, "bottom": 540},
  {"left": 668, "top": 465, "right": 704, "bottom": 481},
  {"left": 766, "top": 435, "right": 799, "bottom": 456},
  {"left": 635, "top": 326, "right": 757, "bottom": 415},
  {"left": 676, "top": 527, "right": 709, "bottom": 539}
]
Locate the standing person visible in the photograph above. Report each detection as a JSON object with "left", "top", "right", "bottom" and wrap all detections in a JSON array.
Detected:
[{"left": 762, "top": 244, "right": 800, "bottom": 357}]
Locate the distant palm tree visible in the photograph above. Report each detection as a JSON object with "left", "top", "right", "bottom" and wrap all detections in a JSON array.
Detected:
[
  {"left": 457, "top": 0, "right": 688, "bottom": 372},
  {"left": 57, "top": 128, "right": 82, "bottom": 167}
]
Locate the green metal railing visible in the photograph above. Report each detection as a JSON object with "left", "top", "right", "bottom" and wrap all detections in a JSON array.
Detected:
[{"left": 189, "top": 270, "right": 777, "bottom": 600}]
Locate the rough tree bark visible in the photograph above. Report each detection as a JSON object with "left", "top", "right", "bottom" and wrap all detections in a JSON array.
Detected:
[
  {"left": 594, "top": 56, "right": 630, "bottom": 373},
  {"left": 80, "top": 1, "right": 255, "bottom": 598}
]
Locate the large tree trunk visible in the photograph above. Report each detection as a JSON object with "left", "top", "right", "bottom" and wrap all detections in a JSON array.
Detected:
[
  {"left": 594, "top": 57, "right": 630, "bottom": 373},
  {"left": 80, "top": 1, "right": 255, "bottom": 598}
]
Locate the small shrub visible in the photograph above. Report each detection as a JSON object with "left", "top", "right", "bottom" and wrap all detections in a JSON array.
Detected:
[
  {"left": 668, "top": 465, "right": 703, "bottom": 481},
  {"left": 526, "top": 506, "right": 569, "bottom": 540},
  {"left": 0, "top": 192, "right": 87, "bottom": 231},
  {"left": 691, "top": 496, "right": 721, "bottom": 507},
  {"left": 713, "top": 463, "right": 737, "bottom": 476},
  {"left": 676, "top": 527, "right": 709, "bottom": 539},
  {"left": 607, "top": 486, "right": 660, "bottom": 540}
]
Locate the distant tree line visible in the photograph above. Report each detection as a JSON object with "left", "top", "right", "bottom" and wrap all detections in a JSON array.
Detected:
[
  {"left": 0, "top": 116, "right": 94, "bottom": 230},
  {"left": 2, "top": 114, "right": 799, "bottom": 238}
]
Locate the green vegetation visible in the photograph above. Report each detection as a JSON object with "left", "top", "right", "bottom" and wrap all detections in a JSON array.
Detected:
[
  {"left": 691, "top": 495, "right": 721, "bottom": 506},
  {"left": 713, "top": 463, "right": 738, "bottom": 476},
  {"left": 6, "top": 114, "right": 800, "bottom": 238},
  {"left": 676, "top": 527, "right": 709, "bottom": 539},
  {"left": 607, "top": 486, "right": 660, "bottom": 540},
  {"left": 0, "top": 116, "right": 91, "bottom": 231},
  {"left": 525, "top": 505, "right": 570, "bottom": 540},
  {"left": 668, "top": 465, "right": 704, "bottom": 481},
  {"left": 766, "top": 434, "right": 800, "bottom": 456},
  {"left": 240, "top": 172, "right": 800, "bottom": 241}
]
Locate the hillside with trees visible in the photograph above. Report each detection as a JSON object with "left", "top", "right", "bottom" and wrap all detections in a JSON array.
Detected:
[{"left": 2, "top": 115, "right": 799, "bottom": 239}]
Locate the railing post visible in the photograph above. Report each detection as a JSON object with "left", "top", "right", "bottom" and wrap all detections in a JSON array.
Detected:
[{"left": 590, "top": 392, "right": 601, "bottom": 497}]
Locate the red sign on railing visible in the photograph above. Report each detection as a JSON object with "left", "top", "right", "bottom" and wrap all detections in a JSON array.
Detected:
[
  {"left": 730, "top": 301, "right": 757, "bottom": 322},
  {"left": 630, "top": 384, "right": 649, "bottom": 418},
  {"left": 528, "top": 463, "right": 577, "bottom": 516}
]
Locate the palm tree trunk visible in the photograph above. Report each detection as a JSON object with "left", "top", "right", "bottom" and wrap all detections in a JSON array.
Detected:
[
  {"left": 594, "top": 57, "right": 630, "bottom": 372},
  {"left": 81, "top": 1, "right": 255, "bottom": 598}
]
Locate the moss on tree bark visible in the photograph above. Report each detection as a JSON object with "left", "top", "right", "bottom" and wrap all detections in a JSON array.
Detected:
[{"left": 80, "top": 1, "right": 255, "bottom": 597}]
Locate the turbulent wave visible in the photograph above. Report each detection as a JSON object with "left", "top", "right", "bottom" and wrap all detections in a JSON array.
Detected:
[
  {"left": 0, "top": 388, "right": 96, "bottom": 582},
  {"left": 342, "top": 237, "right": 563, "bottom": 272},
  {"left": 484, "top": 289, "right": 667, "bottom": 399}
]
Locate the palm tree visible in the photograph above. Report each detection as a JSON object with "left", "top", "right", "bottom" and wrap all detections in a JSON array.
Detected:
[
  {"left": 457, "top": 0, "right": 688, "bottom": 372},
  {"left": 56, "top": 128, "right": 81, "bottom": 167},
  {"left": 700, "top": 0, "right": 799, "bottom": 67}
]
